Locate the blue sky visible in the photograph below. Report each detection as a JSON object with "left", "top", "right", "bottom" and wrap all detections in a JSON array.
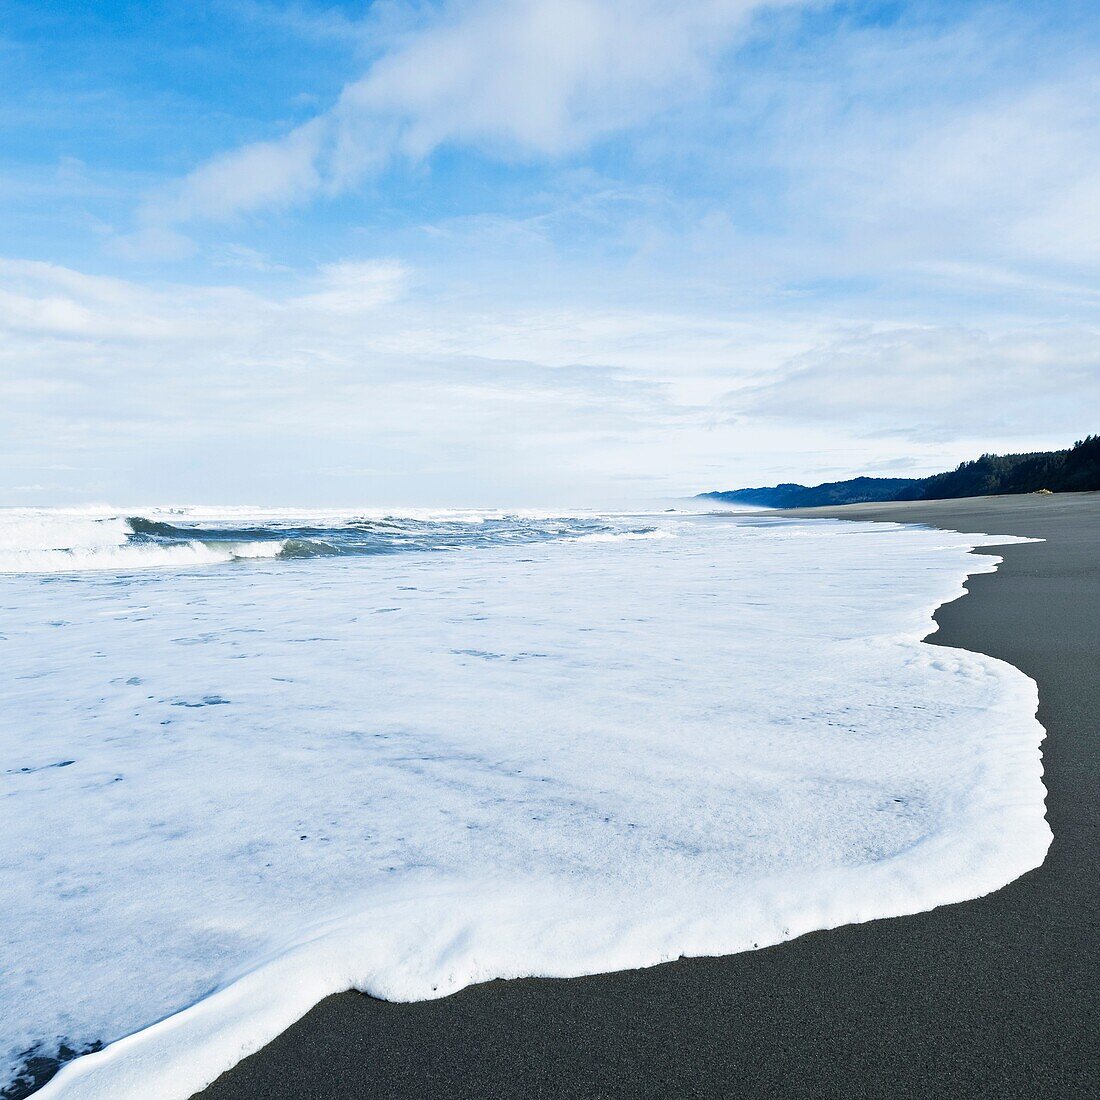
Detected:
[{"left": 1, "top": 0, "right": 1097, "bottom": 506}]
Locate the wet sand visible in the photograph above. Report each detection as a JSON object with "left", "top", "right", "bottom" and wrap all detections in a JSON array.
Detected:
[{"left": 194, "top": 493, "right": 1099, "bottom": 1099}]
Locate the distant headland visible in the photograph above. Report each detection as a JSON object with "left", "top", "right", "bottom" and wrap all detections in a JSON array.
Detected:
[{"left": 699, "top": 435, "right": 1100, "bottom": 509}]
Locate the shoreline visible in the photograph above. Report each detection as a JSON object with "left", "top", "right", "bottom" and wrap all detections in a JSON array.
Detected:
[
  {"left": 186, "top": 492, "right": 1099, "bottom": 1099},
  {"left": 27, "top": 493, "right": 1095, "bottom": 1099},
  {"left": 188, "top": 492, "right": 1097, "bottom": 1098}
]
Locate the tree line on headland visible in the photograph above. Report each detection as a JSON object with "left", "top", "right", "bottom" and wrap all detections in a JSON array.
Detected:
[{"left": 699, "top": 435, "right": 1100, "bottom": 509}]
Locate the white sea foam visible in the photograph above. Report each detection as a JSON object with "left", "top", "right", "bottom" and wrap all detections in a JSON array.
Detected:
[
  {"left": 0, "top": 508, "right": 254, "bottom": 573},
  {"left": 0, "top": 514, "right": 1050, "bottom": 1099},
  {"left": 570, "top": 528, "right": 677, "bottom": 542}
]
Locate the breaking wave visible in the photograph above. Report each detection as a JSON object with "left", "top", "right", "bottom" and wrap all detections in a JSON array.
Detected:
[{"left": 0, "top": 508, "right": 676, "bottom": 574}]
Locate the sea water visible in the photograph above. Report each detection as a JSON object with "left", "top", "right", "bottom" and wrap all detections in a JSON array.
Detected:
[{"left": 0, "top": 508, "right": 1050, "bottom": 1098}]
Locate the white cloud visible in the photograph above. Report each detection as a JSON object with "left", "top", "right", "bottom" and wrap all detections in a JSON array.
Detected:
[
  {"left": 755, "top": 25, "right": 1100, "bottom": 277},
  {"left": 1, "top": 256, "right": 1096, "bottom": 505},
  {"left": 296, "top": 260, "right": 410, "bottom": 313},
  {"left": 859, "top": 81, "right": 1100, "bottom": 272},
  {"left": 155, "top": 118, "right": 328, "bottom": 224},
  {"left": 734, "top": 324, "right": 1100, "bottom": 444},
  {"left": 0, "top": 256, "right": 701, "bottom": 504},
  {"left": 141, "top": 0, "right": 790, "bottom": 227}
]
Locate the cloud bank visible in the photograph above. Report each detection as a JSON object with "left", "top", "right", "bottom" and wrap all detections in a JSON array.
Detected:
[{"left": 1, "top": 256, "right": 1095, "bottom": 505}]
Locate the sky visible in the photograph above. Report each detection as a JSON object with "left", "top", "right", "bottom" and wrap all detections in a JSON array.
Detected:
[{"left": 0, "top": 0, "right": 1097, "bottom": 507}]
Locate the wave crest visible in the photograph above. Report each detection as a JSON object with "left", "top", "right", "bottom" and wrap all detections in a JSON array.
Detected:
[{"left": 0, "top": 508, "right": 675, "bottom": 574}]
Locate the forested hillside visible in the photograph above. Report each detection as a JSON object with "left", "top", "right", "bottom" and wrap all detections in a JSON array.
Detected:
[{"left": 700, "top": 436, "right": 1100, "bottom": 509}]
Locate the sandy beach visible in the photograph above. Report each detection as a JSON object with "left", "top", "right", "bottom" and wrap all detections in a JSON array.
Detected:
[{"left": 190, "top": 492, "right": 1098, "bottom": 1099}]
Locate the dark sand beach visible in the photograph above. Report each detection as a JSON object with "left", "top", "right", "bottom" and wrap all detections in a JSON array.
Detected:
[{"left": 194, "top": 493, "right": 1098, "bottom": 1100}]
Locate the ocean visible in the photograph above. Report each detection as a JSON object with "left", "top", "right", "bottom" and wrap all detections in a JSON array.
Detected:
[{"left": 0, "top": 507, "right": 1051, "bottom": 1098}]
